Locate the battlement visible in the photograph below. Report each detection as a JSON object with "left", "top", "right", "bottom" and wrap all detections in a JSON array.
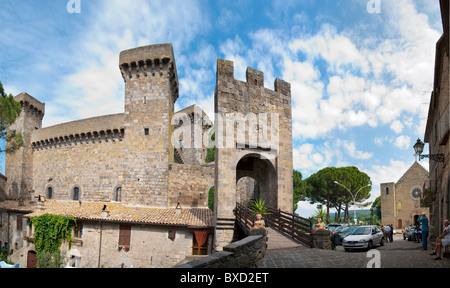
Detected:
[
  {"left": 30, "top": 113, "right": 125, "bottom": 150},
  {"left": 119, "top": 44, "right": 179, "bottom": 102},
  {"left": 216, "top": 59, "right": 291, "bottom": 97},
  {"left": 14, "top": 92, "right": 45, "bottom": 119}
]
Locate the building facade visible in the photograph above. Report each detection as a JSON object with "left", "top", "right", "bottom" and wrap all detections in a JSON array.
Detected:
[
  {"left": 423, "top": 0, "right": 450, "bottom": 241},
  {"left": 0, "top": 43, "right": 293, "bottom": 266},
  {"left": 0, "top": 44, "right": 216, "bottom": 268},
  {"left": 381, "top": 161, "right": 430, "bottom": 232}
]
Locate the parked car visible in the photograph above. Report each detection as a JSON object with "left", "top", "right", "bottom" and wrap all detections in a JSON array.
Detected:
[
  {"left": 330, "top": 225, "right": 359, "bottom": 248},
  {"left": 403, "top": 226, "right": 414, "bottom": 240},
  {"left": 342, "top": 225, "right": 385, "bottom": 251},
  {"left": 326, "top": 224, "right": 343, "bottom": 232}
]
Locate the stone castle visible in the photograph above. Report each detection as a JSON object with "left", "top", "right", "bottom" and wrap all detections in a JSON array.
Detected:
[{"left": 0, "top": 43, "right": 293, "bottom": 267}]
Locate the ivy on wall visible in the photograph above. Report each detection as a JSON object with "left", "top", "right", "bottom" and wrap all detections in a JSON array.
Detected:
[{"left": 30, "top": 214, "right": 76, "bottom": 254}]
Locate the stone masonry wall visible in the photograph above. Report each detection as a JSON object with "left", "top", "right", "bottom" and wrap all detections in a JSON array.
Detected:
[
  {"left": 175, "top": 229, "right": 267, "bottom": 268},
  {"left": 168, "top": 163, "right": 214, "bottom": 208}
]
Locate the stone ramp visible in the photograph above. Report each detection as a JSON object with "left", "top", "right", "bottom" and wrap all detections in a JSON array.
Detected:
[{"left": 266, "top": 227, "right": 306, "bottom": 250}]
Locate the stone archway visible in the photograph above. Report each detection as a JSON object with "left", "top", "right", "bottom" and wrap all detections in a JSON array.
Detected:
[{"left": 235, "top": 154, "right": 277, "bottom": 209}]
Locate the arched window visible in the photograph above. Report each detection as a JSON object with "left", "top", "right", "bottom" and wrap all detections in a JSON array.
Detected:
[
  {"left": 72, "top": 186, "right": 81, "bottom": 201},
  {"left": 46, "top": 186, "right": 53, "bottom": 199},
  {"left": 114, "top": 186, "right": 122, "bottom": 202},
  {"left": 385, "top": 187, "right": 389, "bottom": 195}
]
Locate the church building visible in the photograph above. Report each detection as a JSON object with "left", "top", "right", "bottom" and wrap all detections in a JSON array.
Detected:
[{"left": 380, "top": 161, "right": 430, "bottom": 232}]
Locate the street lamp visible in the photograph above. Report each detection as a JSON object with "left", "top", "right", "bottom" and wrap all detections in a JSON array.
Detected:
[
  {"left": 413, "top": 138, "right": 445, "bottom": 162},
  {"left": 334, "top": 181, "right": 371, "bottom": 225}
]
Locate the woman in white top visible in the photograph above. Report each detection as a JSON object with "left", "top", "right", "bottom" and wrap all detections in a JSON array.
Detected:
[{"left": 430, "top": 220, "right": 450, "bottom": 260}]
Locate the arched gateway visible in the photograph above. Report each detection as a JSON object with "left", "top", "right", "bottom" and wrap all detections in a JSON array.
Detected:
[{"left": 213, "top": 60, "right": 293, "bottom": 251}]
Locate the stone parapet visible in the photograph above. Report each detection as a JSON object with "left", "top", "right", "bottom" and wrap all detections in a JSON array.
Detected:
[
  {"left": 312, "top": 230, "right": 332, "bottom": 250},
  {"left": 175, "top": 229, "right": 267, "bottom": 268}
]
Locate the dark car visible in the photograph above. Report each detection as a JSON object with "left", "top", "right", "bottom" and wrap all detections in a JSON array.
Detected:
[
  {"left": 330, "top": 225, "right": 359, "bottom": 249},
  {"left": 327, "top": 224, "right": 343, "bottom": 233}
]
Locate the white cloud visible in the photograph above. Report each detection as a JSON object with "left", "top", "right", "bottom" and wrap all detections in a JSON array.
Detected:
[
  {"left": 44, "top": 0, "right": 208, "bottom": 127},
  {"left": 343, "top": 141, "right": 373, "bottom": 160},
  {"left": 394, "top": 135, "right": 411, "bottom": 150},
  {"left": 390, "top": 120, "right": 404, "bottom": 134}
]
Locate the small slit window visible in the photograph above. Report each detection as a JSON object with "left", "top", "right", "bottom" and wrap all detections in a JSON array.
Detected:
[
  {"left": 144, "top": 128, "right": 149, "bottom": 136},
  {"left": 72, "top": 186, "right": 80, "bottom": 201},
  {"left": 114, "top": 186, "right": 122, "bottom": 202},
  {"left": 47, "top": 186, "right": 53, "bottom": 199}
]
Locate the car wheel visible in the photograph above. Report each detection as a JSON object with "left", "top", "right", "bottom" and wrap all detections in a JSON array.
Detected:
[
  {"left": 367, "top": 241, "right": 373, "bottom": 251},
  {"left": 344, "top": 248, "right": 350, "bottom": 252},
  {"left": 380, "top": 237, "right": 385, "bottom": 246}
]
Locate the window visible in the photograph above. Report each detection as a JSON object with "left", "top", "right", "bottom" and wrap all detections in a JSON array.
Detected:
[
  {"left": 17, "top": 215, "right": 23, "bottom": 231},
  {"left": 72, "top": 186, "right": 80, "bottom": 201},
  {"left": 119, "top": 224, "right": 131, "bottom": 247},
  {"left": 47, "top": 186, "right": 53, "bottom": 199},
  {"left": 192, "top": 231, "right": 209, "bottom": 255},
  {"left": 144, "top": 128, "right": 149, "bottom": 136},
  {"left": 74, "top": 221, "right": 83, "bottom": 238},
  {"left": 385, "top": 187, "right": 389, "bottom": 195},
  {"left": 114, "top": 186, "right": 122, "bottom": 202}
]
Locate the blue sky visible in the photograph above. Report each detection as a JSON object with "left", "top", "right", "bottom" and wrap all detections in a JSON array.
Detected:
[{"left": 0, "top": 0, "right": 443, "bottom": 217}]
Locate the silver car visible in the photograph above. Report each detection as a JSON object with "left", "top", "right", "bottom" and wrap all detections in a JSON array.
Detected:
[{"left": 342, "top": 225, "right": 385, "bottom": 251}]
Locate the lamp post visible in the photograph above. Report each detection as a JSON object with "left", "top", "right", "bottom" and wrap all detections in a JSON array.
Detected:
[
  {"left": 334, "top": 181, "right": 371, "bottom": 225},
  {"left": 413, "top": 138, "right": 445, "bottom": 162}
]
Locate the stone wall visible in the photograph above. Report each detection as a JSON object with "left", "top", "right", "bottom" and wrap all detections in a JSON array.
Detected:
[
  {"left": 31, "top": 138, "right": 126, "bottom": 203},
  {"left": 168, "top": 163, "right": 214, "bottom": 208},
  {"left": 175, "top": 229, "right": 267, "bottom": 268}
]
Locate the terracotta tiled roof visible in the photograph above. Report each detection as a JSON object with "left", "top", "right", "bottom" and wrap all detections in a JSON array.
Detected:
[
  {"left": 0, "top": 200, "right": 35, "bottom": 213},
  {"left": 23, "top": 200, "right": 214, "bottom": 228}
]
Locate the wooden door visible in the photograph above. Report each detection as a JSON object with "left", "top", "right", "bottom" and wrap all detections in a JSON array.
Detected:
[
  {"left": 398, "top": 219, "right": 402, "bottom": 229},
  {"left": 27, "top": 251, "right": 38, "bottom": 268}
]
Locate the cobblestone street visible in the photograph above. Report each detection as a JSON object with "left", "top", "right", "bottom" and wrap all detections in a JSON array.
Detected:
[{"left": 256, "top": 234, "right": 450, "bottom": 268}]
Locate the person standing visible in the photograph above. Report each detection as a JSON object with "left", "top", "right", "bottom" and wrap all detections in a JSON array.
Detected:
[
  {"left": 417, "top": 212, "right": 429, "bottom": 250},
  {"left": 389, "top": 224, "right": 394, "bottom": 243},
  {"left": 384, "top": 225, "right": 391, "bottom": 243}
]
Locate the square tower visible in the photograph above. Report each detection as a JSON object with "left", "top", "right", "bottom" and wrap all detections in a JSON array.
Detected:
[
  {"left": 119, "top": 44, "right": 179, "bottom": 207},
  {"left": 5, "top": 93, "right": 45, "bottom": 200}
]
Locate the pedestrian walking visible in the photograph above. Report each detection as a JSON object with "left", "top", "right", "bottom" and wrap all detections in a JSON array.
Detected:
[
  {"left": 430, "top": 220, "right": 450, "bottom": 260},
  {"left": 417, "top": 212, "right": 429, "bottom": 250}
]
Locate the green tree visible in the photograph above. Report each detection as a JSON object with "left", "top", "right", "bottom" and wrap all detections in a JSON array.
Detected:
[
  {"left": 293, "top": 169, "right": 309, "bottom": 211},
  {"left": 0, "top": 81, "right": 23, "bottom": 154},
  {"left": 205, "top": 131, "right": 215, "bottom": 163},
  {"left": 370, "top": 196, "right": 381, "bottom": 223},
  {"left": 305, "top": 166, "right": 372, "bottom": 224}
]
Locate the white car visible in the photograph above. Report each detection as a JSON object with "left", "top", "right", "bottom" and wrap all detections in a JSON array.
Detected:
[{"left": 342, "top": 225, "right": 385, "bottom": 251}]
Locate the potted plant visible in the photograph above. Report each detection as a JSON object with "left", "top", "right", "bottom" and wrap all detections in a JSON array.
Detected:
[{"left": 251, "top": 199, "right": 271, "bottom": 227}]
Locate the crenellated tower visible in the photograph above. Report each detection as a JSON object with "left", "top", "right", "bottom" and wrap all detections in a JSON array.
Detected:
[
  {"left": 5, "top": 93, "right": 45, "bottom": 201},
  {"left": 213, "top": 59, "right": 293, "bottom": 250},
  {"left": 119, "top": 44, "right": 179, "bottom": 207}
]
